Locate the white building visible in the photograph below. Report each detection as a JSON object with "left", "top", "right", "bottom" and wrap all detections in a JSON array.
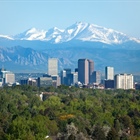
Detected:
[
  {"left": 48, "top": 58, "right": 58, "bottom": 76},
  {"left": 115, "top": 73, "right": 134, "bottom": 89},
  {"left": 0, "top": 69, "right": 15, "bottom": 85},
  {"left": 5, "top": 72, "right": 15, "bottom": 84},
  {"left": 105, "top": 66, "right": 114, "bottom": 80}
]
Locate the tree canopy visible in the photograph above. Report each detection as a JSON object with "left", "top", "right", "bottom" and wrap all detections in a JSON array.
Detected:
[{"left": 0, "top": 85, "right": 140, "bottom": 139}]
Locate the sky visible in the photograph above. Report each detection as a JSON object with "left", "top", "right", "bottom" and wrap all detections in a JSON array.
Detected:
[{"left": 0, "top": 0, "right": 140, "bottom": 38}]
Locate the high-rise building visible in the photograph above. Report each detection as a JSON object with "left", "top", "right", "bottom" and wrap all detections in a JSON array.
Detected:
[
  {"left": 61, "top": 69, "right": 78, "bottom": 86},
  {"left": 105, "top": 66, "right": 114, "bottom": 80},
  {"left": 66, "top": 72, "right": 78, "bottom": 86},
  {"left": 88, "top": 60, "right": 94, "bottom": 83},
  {"left": 78, "top": 59, "right": 89, "bottom": 84},
  {"left": 5, "top": 72, "right": 15, "bottom": 84},
  {"left": 0, "top": 68, "right": 15, "bottom": 86},
  {"left": 60, "top": 70, "right": 66, "bottom": 85},
  {"left": 64, "top": 69, "right": 71, "bottom": 76},
  {"left": 92, "top": 71, "right": 101, "bottom": 84},
  {"left": 72, "top": 72, "right": 78, "bottom": 85},
  {"left": 78, "top": 59, "right": 94, "bottom": 84},
  {"left": 115, "top": 73, "right": 134, "bottom": 89},
  {"left": 48, "top": 58, "right": 58, "bottom": 76}
]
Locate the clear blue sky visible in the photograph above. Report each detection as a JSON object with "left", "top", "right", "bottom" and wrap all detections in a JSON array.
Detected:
[{"left": 0, "top": 0, "right": 140, "bottom": 38}]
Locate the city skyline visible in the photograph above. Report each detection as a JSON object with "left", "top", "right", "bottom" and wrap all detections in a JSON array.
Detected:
[
  {"left": 0, "top": 57, "right": 137, "bottom": 89},
  {"left": 0, "top": 0, "right": 140, "bottom": 38}
]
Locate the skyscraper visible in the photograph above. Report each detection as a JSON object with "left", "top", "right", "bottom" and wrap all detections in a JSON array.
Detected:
[
  {"left": 48, "top": 58, "right": 58, "bottom": 76},
  {"left": 78, "top": 59, "right": 89, "bottom": 84},
  {"left": 115, "top": 73, "right": 134, "bottom": 89},
  {"left": 105, "top": 66, "right": 114, "bottom": 80},
  {"left": 78, "top": 59, "right": 94, "bottom": 84},
  {"left": 0, "top": 68, "right": 15, "bottom": 85},
  {"left": 60, "top": 70, "right": 66, "bottom": 85},
  {"left": 5, "top": 72, "right": 15, "bottom": 84},
  {"left": 92, "top": 71, "right": 101, "bottom": 84},
  {"left": 88, "top": 59, "right": 94, "bottom": 83}
]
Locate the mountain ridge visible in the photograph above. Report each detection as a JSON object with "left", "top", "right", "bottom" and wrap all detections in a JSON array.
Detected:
[
  {"left": 0, "top": 22, "right": 140, "bottom": 73},
  {"left": 0, "top": 45, "right": 140, "bottom": 73},
  {"left": 0, "top": 22, "right": 140, "bottom": 44}
]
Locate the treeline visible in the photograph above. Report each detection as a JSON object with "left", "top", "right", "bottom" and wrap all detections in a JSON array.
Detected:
[{"left": 0, "top": 85, "right": 140, "bottom": 140}]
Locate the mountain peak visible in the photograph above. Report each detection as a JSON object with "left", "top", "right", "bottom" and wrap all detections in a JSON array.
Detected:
[
  {"left": 26, "top": 27, "right": 38, "bottom": 35},
  {"left": 0, "top": 22, "right": 140, "bottom": 44},
  {"left": 13, "top": 27, "right": 46, "bottom": 40}
]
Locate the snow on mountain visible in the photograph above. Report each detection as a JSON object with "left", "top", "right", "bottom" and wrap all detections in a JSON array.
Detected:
[
  {"left": 14, "top": 28, "right": 47, "bottom": 40},
  {"left": 44, "top": 27, "right": 64, "bottom": 43},
  {"left": 130, "top": 37, "right": 140, "bottom": 43},
  {"left": 0, "top": 35, "right": 14, "bottom": 40},
  {"left": 56, "top": 22, "right": 89, "bottom": 43},
  {"left": 0, "top": 22, "right": 140, "bottom": 44},
  {"left": 63, "top": 22, "right": 130, "bottom": 44}
]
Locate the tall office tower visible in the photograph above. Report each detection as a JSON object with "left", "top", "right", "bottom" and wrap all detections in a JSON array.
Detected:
[
  {"left": 92, "top": 71, "right": 101, "bottom": 84},
  {"left": 5, "top": 72, "right": 15, "bottom": 84},
  {"left": 88, "top": 60, "right": 94, "bottom": 83},
  {"left": 78, "top": 59, "right": 89, "bottom": 85},
  {"left": 63, "top": 69, "right": 72, "bottom": 85},
  {"left": 66, "top": 72, "right": 78, "bottom": 86},
  {"left": 64, "top": 68, "right": 71, "bottom": 76},
  {"left": 48, "top": 58, "right": 58, "bottom": 76},
  {"left": 0, "top": 68, "right": 15, "bottom": 85},
  {"left": 60, "top": 70, "right": 66, "bottom": 85},
  {"left": 72, "top": 72, "right": 78, "bottom": 85},
  {"left": 105, "top": 66, "right": 114, "bottom": 80},
  {"left": 115, "top": 73, "right": 134, "bottom": 89}
]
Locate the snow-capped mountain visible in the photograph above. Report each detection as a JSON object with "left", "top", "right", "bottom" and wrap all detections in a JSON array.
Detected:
[
  {"left": 0, "top": 35, "right": 14, "bottom": 40},
  {"left": 14, "top": 28, "right": 47, "bottom": 40},
  {"left": 1, "top": 22, "right": 140, "bottom": 44},
  {"left": 0, "top": 22, "right": 140, "bottom": 72},
  {"left": 45, "top": 27, "right": 64, "bottom": 43}
]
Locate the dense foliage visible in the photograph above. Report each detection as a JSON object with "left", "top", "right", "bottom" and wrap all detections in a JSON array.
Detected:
[{"left": 0, "top": 85, "right": 140, "bottom": 140}]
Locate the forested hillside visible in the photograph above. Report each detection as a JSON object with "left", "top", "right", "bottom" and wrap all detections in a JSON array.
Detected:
[{"left": 0, "top": 85, "right": 140, "bottom": 140}]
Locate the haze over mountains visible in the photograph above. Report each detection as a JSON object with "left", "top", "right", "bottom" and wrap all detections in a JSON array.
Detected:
[{"left": 0, "top": 22, "right": 140, "bottom": 73}]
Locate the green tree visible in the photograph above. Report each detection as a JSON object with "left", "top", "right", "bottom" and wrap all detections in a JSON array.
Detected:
[
  {"left": 92, "top": 125, "right": 106, "bottom": 140},
  {"left": 106, "top": 127, "right": 119, "bottom": 140}
]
